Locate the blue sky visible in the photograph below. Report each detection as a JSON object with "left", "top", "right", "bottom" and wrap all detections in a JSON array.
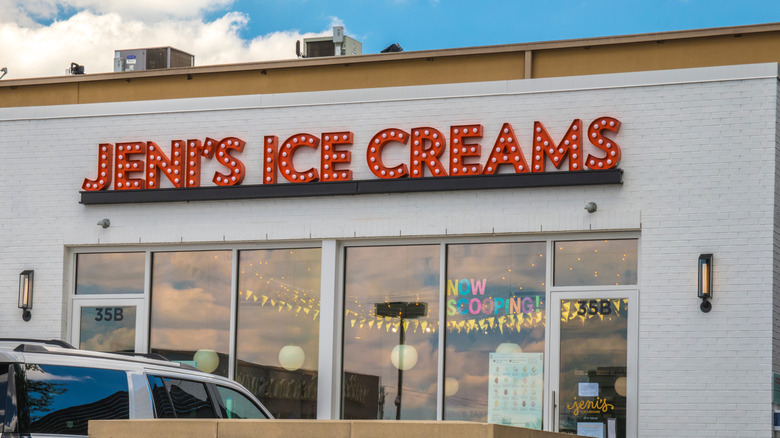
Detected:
[
  {"left": 211, "top": 0, "right": 780, "bottom": 52},
  {"left": 2, "top": 0, "right": 780, "bottom": 79}
]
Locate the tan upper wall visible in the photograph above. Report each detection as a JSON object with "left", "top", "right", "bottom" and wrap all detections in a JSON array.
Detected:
[{"left": 2, "top": 22, "right": 780, "bottom": 108}]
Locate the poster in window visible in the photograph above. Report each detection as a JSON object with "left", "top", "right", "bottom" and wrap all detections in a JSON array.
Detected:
[{"left": 487, "top": 352, "right": 543, "bottom": 429}]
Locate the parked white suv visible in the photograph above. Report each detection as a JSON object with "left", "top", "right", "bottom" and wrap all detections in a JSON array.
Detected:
[{"left": 0, "top": 339, "right": 272, "bottom": 437}]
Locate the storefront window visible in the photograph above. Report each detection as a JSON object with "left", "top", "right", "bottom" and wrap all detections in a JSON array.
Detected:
[
  {"left": 76, "top": 252, "right": 145, "bottom": 295},
  {"left": 554, "top": 240, "right": 638, "bottom": 286},
  {"left": 150, "top": 251, "right": 232, "bottom": 377},
  {"left": 235, "top": 248, "right": 321, "bottom": 419},
  {"left": 558, "top": 298, "right": 628, "bottom": 436},
  {"left": 79, "top": 306, "right": 136, "bottom": 352},
  {"left": 444, "top": 242, "right": 546, "bottom": 428},
  {"left": 342, "top": 245, "right": 440, "bottom": 420}
]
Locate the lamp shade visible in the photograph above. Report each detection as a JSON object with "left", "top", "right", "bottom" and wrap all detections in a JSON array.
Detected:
[
  {"left": 495, "top": 342, "right": 523, "bottom": 354},
  {"left": 445, "top": 377, "right": 460, "bottom": 397},
  {"left": 698, "top": 254, "right": 713, "bottom": 298},
  {"left": 193, "top": 349, "right": 219, "bottom": 373},
  {"left": 18, "top": 270, "right": 33, "bottom": 309},
  {"left": 614, "top": 376, "right": 627, "bottom": 397},
  {"left": 279, "top": 345, "right": 306, "bottom": 371},
  {"left": 390, "top": 344, "right": 418, "bottom": 370}
]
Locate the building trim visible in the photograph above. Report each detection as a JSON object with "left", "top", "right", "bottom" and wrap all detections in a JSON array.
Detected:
[
  {"left": 79, "top": 170, "right": 623, "bottom": 205},
  {"left": 3, "top": 63, "right": 776, "bottom": 122},
  {"left": 3, "top": 22, "right": 780, "bottom": 108},
  {"left": 4, "top": 22, "right": 780, "bottom": 87}
]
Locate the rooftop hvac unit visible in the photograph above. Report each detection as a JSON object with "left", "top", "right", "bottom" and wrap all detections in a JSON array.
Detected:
[
  {"left": 114, "top": 47, "right": 194, "bottom": 72},
  {"left": 299, "top": 27, "right": 362, "bottom": 58}
]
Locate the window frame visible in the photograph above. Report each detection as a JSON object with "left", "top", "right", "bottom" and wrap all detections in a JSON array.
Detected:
[
  {"left": 70, "top": 298, "right": 145, "bottom": 353},
  {"left": 66, "top": 231, "right": 640, "bottom": 428},
  {"left": 335, "top": 232, "right": 640, "bottom": 423}
]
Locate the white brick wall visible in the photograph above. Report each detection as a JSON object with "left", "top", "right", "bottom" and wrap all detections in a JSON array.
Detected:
[{"left": 0, "top": 63, "right": 778, "bottom": 436}]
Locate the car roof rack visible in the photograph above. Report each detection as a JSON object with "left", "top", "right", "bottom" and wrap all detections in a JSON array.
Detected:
[
  {"left": 0, "top": 338, "right": 75, "bottom": 349},
  {"left": 4, "top": 342, "right": 199, "bottom": 371},
  {"left": 113, "top": 352, "right": 171, "bottom": 361}
]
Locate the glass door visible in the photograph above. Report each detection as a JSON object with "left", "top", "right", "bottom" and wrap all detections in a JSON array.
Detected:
[
  {"left": 549, "top": 290, "right": 637, "bottom": 438},
  {"left": 71, "top": 298, "right": 145, "bottom": 353}
]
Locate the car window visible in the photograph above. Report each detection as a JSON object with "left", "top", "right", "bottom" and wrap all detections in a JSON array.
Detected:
[
  {"left": 159, "top": 377, "right": 216, "bottom": 418},
  {"left": 20, "top": 364, "right": 129, "bottom": 435},
  {"left": 214, "top": 385, "right": 268, "bottom": 419},
  {"left": 0, "top": 364, "right": 7, "bottom": 432},
  {"left": 147, "top": 375, "right": 175, "bottom": 418}
]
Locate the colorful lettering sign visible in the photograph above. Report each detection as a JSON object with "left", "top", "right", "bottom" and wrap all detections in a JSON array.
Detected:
[
  {"left": 445, "top": 278, "right": 542, "bottom": 317},
  {"left": 82, "top": 118, "right": 622, "bottom": 192}
]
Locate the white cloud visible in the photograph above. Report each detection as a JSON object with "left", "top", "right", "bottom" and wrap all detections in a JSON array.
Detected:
[
  {"left": 0, "top": 1, "right": 336, "bottom": 79},
  {"left": 0, "top": 0, "right": 60, "bottom": 23},
  {"left": 67, "top": 0, "right": 233, "bottom": 20},
  {"left": 0, "top": 0, "right": 233, "bottom": 21}
]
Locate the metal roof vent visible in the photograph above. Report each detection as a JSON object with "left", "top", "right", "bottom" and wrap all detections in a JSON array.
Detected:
[{"left": 114, "top": 47, "right": 194, "bottom": 72}]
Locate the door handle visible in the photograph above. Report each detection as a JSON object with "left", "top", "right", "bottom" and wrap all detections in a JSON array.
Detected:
[{"left": 551, "top": 390, "right": 556, "bottom": 432}]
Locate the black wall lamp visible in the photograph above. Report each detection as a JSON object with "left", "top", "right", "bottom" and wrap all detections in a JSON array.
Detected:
[
  {"left": 698, "top": 254, "right": 712, "bottom": 313},
  {"left": 18, "top": 270, "right": 34, "bottom": 321}
]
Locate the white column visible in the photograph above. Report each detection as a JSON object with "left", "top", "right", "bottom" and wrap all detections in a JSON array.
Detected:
[{"left": 317, "top": 240, "right": 341, "bottom": 419}]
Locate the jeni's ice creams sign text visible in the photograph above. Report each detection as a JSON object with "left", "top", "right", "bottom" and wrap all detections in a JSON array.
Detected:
[{"left": 82, "top": 117, "right": 621, "bottom": 193}]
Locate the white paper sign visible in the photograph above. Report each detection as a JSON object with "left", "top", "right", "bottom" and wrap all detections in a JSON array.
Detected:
[
  {"left": 578, "top": 382, "right": 599, "bottom": 397},
  {"left": 487, "top": 352, "right": 543, "bottom": 429},
  {"left": 577, "top": 422, "right": 604, "bottom": 437},
  {"left": 607, "top": 418, "right": 617, "bottom": 438}
]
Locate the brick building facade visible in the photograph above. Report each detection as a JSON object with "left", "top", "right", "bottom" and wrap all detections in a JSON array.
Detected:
[{"left": 1, "top": 23, "right": 779, "bottom": 437}]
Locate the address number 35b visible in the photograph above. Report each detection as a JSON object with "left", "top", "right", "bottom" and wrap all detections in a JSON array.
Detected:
[
  {"left": 94, "top": 307, "right": 125, "bottom": 322},
  {"left": 576, "top": 300, "right": 612, "bottom": 316}
]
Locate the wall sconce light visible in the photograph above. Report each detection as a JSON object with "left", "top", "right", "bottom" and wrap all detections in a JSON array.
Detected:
[
  {"left": 97, "top": 218, "right": 110, "bottom": 228},
  {"left": 698, "top": 254, "right": 712, "bottom": 313},
  {"left": 18, "top": 270, "right": 34, "bottom": 322}
]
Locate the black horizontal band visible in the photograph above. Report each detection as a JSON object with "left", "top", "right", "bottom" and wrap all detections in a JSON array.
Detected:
[{"left": 80, "top": 169, "right": 622, "bottom": 205}]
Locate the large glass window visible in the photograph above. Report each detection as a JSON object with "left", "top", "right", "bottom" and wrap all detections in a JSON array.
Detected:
[
  {"left": 20, "top": 364, "right": 129, "bottom": 435},
  {"left": 150, "top": 251, "right": 232, "bottom": 377},
  {"left": 71, "top": 234, "right": 639, "bottom": 425},
  {"left": 554, "top": 240, "right": 638, "bottom": 286},
  {"left": 75, "top": 253, "right": 145, "bottom": 295},
  {"left": 235, "top": 248, "right": 321, "bottom": 419},
  {"left": 342, "top": 245, "right": 440, "bottom": 420},
  {"left": 444, "top": 242, "right": 546, "bottom": 428},
  {"left": 79, "top": 306, "right": 136, "bottom": 352}
]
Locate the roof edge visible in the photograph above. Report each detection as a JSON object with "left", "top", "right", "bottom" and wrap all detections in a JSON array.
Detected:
[{"left": 2, "top": 21, "right": 780, "bottom": 87}]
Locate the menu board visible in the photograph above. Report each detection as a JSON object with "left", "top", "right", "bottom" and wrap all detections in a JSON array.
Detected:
[{"left": 487, "top": 352, "right": 543, "bottom": 429}]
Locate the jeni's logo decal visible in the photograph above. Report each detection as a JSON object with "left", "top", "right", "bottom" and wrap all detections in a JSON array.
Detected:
[
  {"left": 566, "top": 396, "right": 615, "bottom": 417},
  {"left": 82, "top": 118, "right": 621, "bottom": 191}
]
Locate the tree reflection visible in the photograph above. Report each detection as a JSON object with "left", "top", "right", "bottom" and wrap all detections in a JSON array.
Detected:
[
  {"left": 20, "top": 364, "right": 130, "bottom": 435},
  {"left": 22, "top": 364, "right": 66, "bottom": 421}
]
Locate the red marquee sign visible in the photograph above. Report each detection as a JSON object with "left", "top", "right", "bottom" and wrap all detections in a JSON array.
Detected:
[{"left": 82, "top": 117, "right": 621, "bottom": 193}]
